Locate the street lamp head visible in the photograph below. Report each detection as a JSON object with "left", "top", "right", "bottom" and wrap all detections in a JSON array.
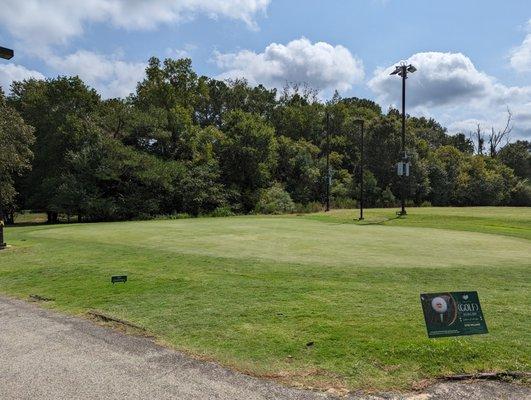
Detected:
[
  {"left": 390, "top": 63, "right": 416, "bottom": 77},
  {"left": 0, "top": 46, "right": 14, "bottom": 60},
  {"left": 390, "top": 66, "right": 402, "bottom": 76}
]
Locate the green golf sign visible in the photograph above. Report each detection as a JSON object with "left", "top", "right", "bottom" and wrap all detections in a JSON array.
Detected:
[{"left": 420, "top": 291, "right": 488, "bottom": 338}]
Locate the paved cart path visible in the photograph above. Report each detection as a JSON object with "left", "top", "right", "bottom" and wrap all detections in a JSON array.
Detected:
[{"left": 0, "top": 296, "right": 528, "bottom": 400}]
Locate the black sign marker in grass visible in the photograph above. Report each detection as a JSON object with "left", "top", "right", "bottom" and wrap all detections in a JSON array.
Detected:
[
  {"left": 111, "top": 275, "right": 127, "bottom": 284},
  {"left": 420, "top": 291, "right": 488, "bottom": 338}
]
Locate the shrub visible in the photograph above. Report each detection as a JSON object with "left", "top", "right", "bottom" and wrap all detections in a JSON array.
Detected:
[
  {"left": 210, "top": 206, "right": 235, "bottom": 217},
  {"left": 255, "top": 183, "right": 295, "bottom": 215},
  {"left": 379, "top": 186, "right": 397, "bottom": 207},
  {"left": 293, "top": 201, "right": 323, "bottom": 214},
  {"left": 510, "top": 180, "right": 531, "bottom": 206},
  {"left": 332, "top": 197, "right": 358, "bottom": 209}
]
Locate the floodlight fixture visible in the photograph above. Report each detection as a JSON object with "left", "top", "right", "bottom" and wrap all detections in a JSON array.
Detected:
[
  {"left": 390, "top": 66, "right": 401, "bottom": 75},
  {"left": 0, "top": 46, "right": 14, "bottom": 60}
]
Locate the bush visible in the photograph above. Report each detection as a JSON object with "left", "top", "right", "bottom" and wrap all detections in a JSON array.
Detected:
[
  {"left": 510, "top": 180, "right": 531, "bottom": 206},
  {"left": 379, "top": 186, "right": 397, "bottom": 207},
  {"left": 255, "top": 183, "right": 295, "bottom": 215},
  {"left": 210, "top": 206, "right": 235, "bottom": 217},
  {"left": 293, "top": 201, "right": 323, "bottom": 214},
  {"left": 332, "top": 197, "right": 358, "bottom": 209},
  {"left": 152, "top": 213, "right": 192, "bottom": 220},
  {"left": 420, "top": 201, "right": 432, "bottom": 207}
]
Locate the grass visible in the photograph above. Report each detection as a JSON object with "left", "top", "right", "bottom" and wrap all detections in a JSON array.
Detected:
[{"left": 0, "top": 207, "right": 529, "bottom": 391}]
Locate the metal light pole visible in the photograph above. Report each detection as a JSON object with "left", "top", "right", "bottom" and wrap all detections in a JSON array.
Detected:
[
  {"left": 390, "top": 63, "right": 416, "bottom": 216},
  {"left": 325, "top": 111, "right": 331, "bottom": 212},
  {"left": 354, "top": 119, "right": 365, "bottom": 220},
  {"left": 0, "top": 45, "right": 14, "bottom": 250}
]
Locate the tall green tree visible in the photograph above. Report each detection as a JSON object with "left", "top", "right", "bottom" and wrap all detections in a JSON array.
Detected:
[
  {"left": 0, "top": 89, "right": 35, "bottom": 222},
  {"left": 9, "top": 77, "right": 100, "bottom": 222},
  {"left": 498, "top": 141, "right": 530, "bottom": 180},
  {"left": 218, "top": 110, "right": 277, "bottom": 211}
]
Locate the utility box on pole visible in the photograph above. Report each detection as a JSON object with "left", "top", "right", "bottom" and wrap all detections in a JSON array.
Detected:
[{"left": 397, "top": 161, "right": 410, "bottom": 177}]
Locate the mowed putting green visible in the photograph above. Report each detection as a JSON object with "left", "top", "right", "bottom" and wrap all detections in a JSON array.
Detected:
[{"left": 0, "top": 207, "right": 530, "bottom": 391}]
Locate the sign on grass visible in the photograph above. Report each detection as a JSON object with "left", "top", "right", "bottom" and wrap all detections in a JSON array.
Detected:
[
  {"left": 111, "top": 275, "right": 127, "bottom": 284},
  {"left": 420, "top": 291, "right": 488, "bottom": 338}
]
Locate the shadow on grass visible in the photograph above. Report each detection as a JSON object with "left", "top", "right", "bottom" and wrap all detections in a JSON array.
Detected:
[{"left": 357, "top": 215, "right": 402, "bottom": 226}]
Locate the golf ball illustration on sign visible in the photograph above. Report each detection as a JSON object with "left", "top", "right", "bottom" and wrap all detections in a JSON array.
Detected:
[{"left": 431, "top": 296, "right": 448, "bottom": 322}]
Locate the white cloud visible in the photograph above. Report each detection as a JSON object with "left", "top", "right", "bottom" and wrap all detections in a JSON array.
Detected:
[
  {"left": 47, "top": 51, "right": 146, "bottom": 98},
  {"left": 510, "top": 19, "right": 531, "bottom": 72},
  {"left": 0, "top": 0, "right": 270, "bottom": 53},
  {"left": 0, "top": 0, "right": 270, "bottom": 99},
  {"left": 447, "top": 105, "right": 531, "bottom": 140},
  {"left": 214, "top": 37, "right": 364, "bottom": 94},
  {"left": 368, "top": 51, "right": 531, "bottom": 139},
  {"left": 165, "top": 44, "right": 197, "bottom": 59},
  {"left": 369, "top": 52, "right": 503, "bottom": 108},
  {"left": 0, "top": 64, "right": 45, "bottom": 93}
]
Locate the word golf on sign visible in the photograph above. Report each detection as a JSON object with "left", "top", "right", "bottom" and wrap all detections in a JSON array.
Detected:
[
  {"left": 111, "top": 275, "right": 128, "bottom": 284},
  {"left": 420, "top": 291, "right": 488, "bottom": 338}
]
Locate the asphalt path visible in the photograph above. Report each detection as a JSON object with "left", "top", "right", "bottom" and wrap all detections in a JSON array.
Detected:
[{"left": 0, "top": 296, "right": 528, "bottom": 400}]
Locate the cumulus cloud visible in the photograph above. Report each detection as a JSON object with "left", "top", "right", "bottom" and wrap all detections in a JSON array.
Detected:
[
  {"left": 369, "top": 52, "right": 503, "bottom": 108},
  {"left": 46, "top": 50, "right": 146, "bottom": 98},
  {"left": 447, "top": 105, "right": 531, "bottom": 140},
  {"left": 165, "top": 44, "right": 197, "bottom": 59},
  {"left": 369, "top": 51, "right": 531, "bottom": 139},
  {"left": 510, "top": 19, "right": 531, "bottom": 72},
  {"left": 0, "top": 0, "right": 270, "bottom": 52},
  {"left": 214, "top": 37, "right": 364, "bottom": 94},
  {"left": 0, "top": 64, "right": 45, "bottom": 93}
]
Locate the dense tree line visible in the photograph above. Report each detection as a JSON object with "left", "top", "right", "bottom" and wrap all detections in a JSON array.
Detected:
[{"left": 1, "top": 57, "right": 530, "bottom": 223}]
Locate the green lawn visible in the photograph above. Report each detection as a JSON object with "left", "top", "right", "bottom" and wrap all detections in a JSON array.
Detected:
[{"left": 0, "top": 207, "right": 530, "bottom": 391}]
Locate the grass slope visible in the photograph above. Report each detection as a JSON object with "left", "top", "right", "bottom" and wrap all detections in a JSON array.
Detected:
[{"left": 0, "top": 207, "right": 530, "bottom": 391}]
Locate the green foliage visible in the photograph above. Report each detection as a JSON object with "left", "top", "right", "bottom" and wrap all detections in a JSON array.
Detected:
[
  {"left": 498, "top": 141, "right": 530, "bottom": 180},
  {"left": 210, "top": 205, "right": 235, "bottom": 217},
  {"left": 255, "top": 182, "right": 295, "bottom": 214},
  {"left": 510, "top": 180, "right": 531, "bottom": 206},
  {"left": 218, "top": 110, "right": 277, "bottom": 211},
  {"left": 380, "top": 185, "right": 397, "bottom": 207},
  {"left": 0, "top": 89, "right": 35, "bottom": 216},
  {"left": 4, "top": 57, "right": 529, "bottom": 221}
]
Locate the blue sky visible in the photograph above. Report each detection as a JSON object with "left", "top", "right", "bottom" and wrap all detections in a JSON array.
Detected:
[{"left": 1, "top": 0, "right": 530, "bottom": 138}]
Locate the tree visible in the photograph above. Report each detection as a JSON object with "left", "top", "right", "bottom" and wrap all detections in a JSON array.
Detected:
[
  {"left": 447, "top": 133, "right": 474, "bottom": 154},
  {"left": 488, "top": 109, "right": 512, "bottom": 157},
  {"left": 471, "top": 124, "right": 485, "bottom": 155},
  {"left": 218, "top": 110, "right": 277, "bottom": 211},
  {"left": 498, "top": 141, "right": 530, "bottom": 180},
  {"left": 455, "top": 156, "right": 516, "bottom": 206},
  {"left": 276, "top": 136, "right": 321, "bottom": 204},
  {"left": 135, "top": 57, "right": 199, "bottom": 113},
  {"left": 9, "top": 76, "right": 100, "bottom": 222},
  {"left": 0, "top": 89, "right": 35, "bottom": 223},
  {"left": 4, "top": 56, "right": 527, "bottom": 219},
  {"left": 255, "top": 182, "right": 295, "bottom": 214}
]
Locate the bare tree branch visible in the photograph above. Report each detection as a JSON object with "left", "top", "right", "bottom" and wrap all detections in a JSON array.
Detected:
[{"left": 489, "top": 108, "right": 512, "bottom": 157}]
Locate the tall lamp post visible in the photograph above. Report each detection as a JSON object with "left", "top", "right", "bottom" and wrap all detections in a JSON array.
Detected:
[
  {"left": 390, "top": 62, "right": 416, "bottom": 216},
  {"left": 325, "top": 111, "right": 331, "bottom": 212},
  {"left": 354, "top": 119, "right": 365, "bottom": 220},
  {"left": 0, "top": 45, "right": 14, "bottom": 250}
]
